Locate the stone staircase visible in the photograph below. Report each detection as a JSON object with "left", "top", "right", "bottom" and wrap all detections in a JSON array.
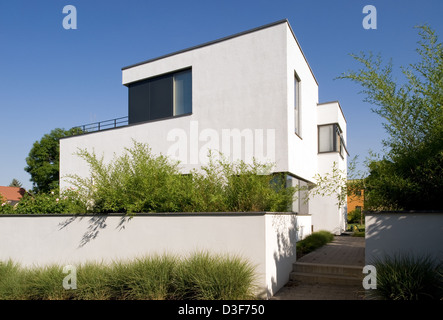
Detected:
[
  {"left": 273, "top": 237, "right": 366, "bottom": 299},
  {"left": 289, "top": 261, "right": 364, "bottom": 286}
]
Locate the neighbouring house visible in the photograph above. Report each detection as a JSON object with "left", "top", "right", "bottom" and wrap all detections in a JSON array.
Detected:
[
  {"left": 346, "top": 179, "right": 366, "bottom": 212},
  {"left": 348, "top": 191, "right": 364, "bottom": 213},
  {"left": 0, "top": 186, "right": 26, "bottom": 206},
  {"left": 347, "top": 181, "right": 365, "bottom": 213},
  {"left": 60, "top": 19, "right": 348, "bottom": 235}
]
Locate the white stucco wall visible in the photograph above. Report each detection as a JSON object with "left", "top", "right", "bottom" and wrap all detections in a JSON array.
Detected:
[
  {"left": 308, "top": 101, "right": 347, "bottom": 234},
  {"left": 0, "top": 213, "right": 304, "bottom": 298},
  {"left": 365, "top": 212, "right": 443, "bottom": 264},
  {"left": 285, "top": 25, "right": 319, "bottom": 182}
]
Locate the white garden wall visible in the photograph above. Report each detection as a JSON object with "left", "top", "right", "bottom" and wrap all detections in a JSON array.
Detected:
[
  {"left": 0, "top": 212, "right": 310, "bottom": 298},
  {"left": 365, "top": 212, "right": 443, "bottom": 264}
]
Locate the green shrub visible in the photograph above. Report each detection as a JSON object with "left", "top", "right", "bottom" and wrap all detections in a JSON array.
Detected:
[
  {"left": 296, "top": 230, "right": 334, "bottom": 256},
  {"left": 0, "top": 253, "right": 258, "bottom": 300},
  {"left": 65, "top": 141, "right": 296, "bottom": 214},
  {"left": 370, "top": 253, "right": 443, "bottom": 300},
  {"left": 4, "top": 189, "right": 86, "bottom": 215},
  {"left": 0, "top": 202, "right": 14, "bottom": 214},
  {"left": 6, "top": 142, "right": 296, "bottom": 215},
  {"left": 347, "top": 208, "right": 364, "bottom": 224},
  {"left": 172, "top": 252, "right": 257, "bottom": 300}
]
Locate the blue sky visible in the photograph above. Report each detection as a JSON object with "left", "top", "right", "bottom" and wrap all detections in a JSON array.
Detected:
[{"left": 0, "top": 0, "right": 442, "bottom": 190}]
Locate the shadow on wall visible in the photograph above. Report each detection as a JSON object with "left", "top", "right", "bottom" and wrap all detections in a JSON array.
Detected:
[
  {"left": 365, "top": 212, "right": 443, "bottom": 264},
  {"left": 58, "top": 214, "right": 131, "bottom": 248},
  {"left": 270, "top": 214, "right": 298, "bottom": 297}
]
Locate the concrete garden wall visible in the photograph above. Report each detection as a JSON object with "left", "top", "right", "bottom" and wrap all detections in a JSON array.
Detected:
[
  {"left": 0, "top": 212, "right": 311, "bottom": 298},
  {"left": 365, "top": 211, "right": 443, "bottom": 264}
]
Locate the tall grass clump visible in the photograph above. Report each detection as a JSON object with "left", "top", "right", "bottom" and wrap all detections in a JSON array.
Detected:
[
  {"left": 0, "top": 260, "right": 27, "bottom": 300},
  {"left": 65, "top": 141, "right": 296, "bottom": 214},
  {"left": 370, "top": 253, "right": 443, "bottom": 300},
  {"left": 106, "top": 255, "right": 178, "bottom": 300},
  {"left": 23, "top": 265, "right": 73, "bottom": 300},
  {"left": 74, "top": 262, "right": 114, "bottom": 300},
  {"left": 0, "top": 253, "right": 258, "bottom": 300},
  {"left": 172, "top": 252, "right": 258, "bottom": 300}
]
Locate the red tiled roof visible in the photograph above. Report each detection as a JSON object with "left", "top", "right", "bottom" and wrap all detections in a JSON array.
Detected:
[{"left": 0, "top": 186, "right": 26, "bottom": 202}]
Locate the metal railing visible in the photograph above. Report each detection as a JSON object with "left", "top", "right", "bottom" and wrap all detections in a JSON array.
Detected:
[{"left": 72, "top": 116, "right": 128, "bottom": 134}]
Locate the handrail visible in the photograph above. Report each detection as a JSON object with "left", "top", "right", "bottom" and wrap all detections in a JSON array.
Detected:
[{"left": 72, "top": 116, "right": 128, "bottom": 134}]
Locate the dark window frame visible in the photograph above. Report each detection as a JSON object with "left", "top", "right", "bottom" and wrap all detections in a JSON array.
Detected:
[
  {"left": 317, "top": 123, "right": 346, "bottom": 158},
  {"left": 127, "top": 68, "right": 192, "bottom": 125}
]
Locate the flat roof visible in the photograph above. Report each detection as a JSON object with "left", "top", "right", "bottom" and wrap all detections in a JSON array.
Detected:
[{"left": 121, "top": 19, "right": 318, "bottom": 85}]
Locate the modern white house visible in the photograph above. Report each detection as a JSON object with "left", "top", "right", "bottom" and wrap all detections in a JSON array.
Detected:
[
  {"left": 57, "top": 19, "right": 348, "bottom": 296},
  {"left": 60, "top": 19, "right": 347, "bottom": 232}
]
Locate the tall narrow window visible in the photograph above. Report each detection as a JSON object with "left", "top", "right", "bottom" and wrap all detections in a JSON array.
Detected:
[
  {"left": 173, "top": 69, "right": 192, "bottom": 116},
  {"left": 294, "top": 73, "right": 301, "bottom": 136},
  {"left": 318, "top": 123, "right": 346, "bottom": 157},
  {"left": 318, "top": 125, "right": 334, "bottom": 152}
]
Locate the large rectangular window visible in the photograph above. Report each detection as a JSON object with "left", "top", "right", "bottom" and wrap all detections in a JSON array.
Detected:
[
  {"left": 318, "top": 123, "right": 346, "bottom": 157},
  {"left": 128, "top": 68, "right": 192, "bottom": 125},
  {"left": 294, "top": 73, "right": 301, "bottom": 136}
]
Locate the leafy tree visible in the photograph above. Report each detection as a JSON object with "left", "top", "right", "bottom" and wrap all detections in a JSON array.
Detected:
[
  {"left": 338, "top": 25, "right": 443, "bottom": 210},
  {"left": 310, "top": 161, "right": 347, "bottom": 210},
  {"left": 25, "top": 128, "right": 82, "bottom": 193}
]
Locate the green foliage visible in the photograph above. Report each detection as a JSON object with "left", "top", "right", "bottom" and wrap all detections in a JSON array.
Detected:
[
  {"left": 74, "top": 262, "right": 114, "bottom": 300},
  {"left": 347, "top": 208, "right": 364, "bottom": 224},
  {"left": 25, "top": 127, "right": 83, "bottom": 193},
  {"left": 23, "top": 265, "right": 73, "bottom": 300},
  {"left": 296, "top": 230, "right": 334, "bottom": 257},
  {"left": 0, "top": 260, "right": 27, "bottom": 300},
  {"left": 0, "top": 253, "right": 258, "bottom": 300},
  {"left": 107, "top": 255, "right": 178, "bottom": 300},
  {"left": 310, "top": 162, "right": 347, "bottom": 209},
  {"left": 0, "top": 195, "right": 14, "bottom": 214},
  {"left": 172, "top": 252, "right": 257, "bottom": 300},
  {"left": 370, "top": 253, "right": 443, "bottom": 300},
  {"left": 8, "top": 189, "right": 86, "bottom": 215},
  {"left": 65, "top": 141, "right": 296, "bottom": 214},
  {"left": 338, "top": 25, "right": 443, "bottom": 210}
]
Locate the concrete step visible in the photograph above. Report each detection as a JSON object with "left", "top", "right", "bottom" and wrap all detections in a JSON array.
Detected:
[
  {"left": 290, "top": 271, "right": 363, "bottom": 286},
  {"left": 293, "top": 262, "right": 363, "bottom": 277},
  {"left": 290, "top": 262, "right": 364, "bottom": 286}
]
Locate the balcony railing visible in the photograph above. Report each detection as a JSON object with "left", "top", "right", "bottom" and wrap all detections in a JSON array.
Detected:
[{"left": 72, "top": 116, "right": 128, "bottom": 134}]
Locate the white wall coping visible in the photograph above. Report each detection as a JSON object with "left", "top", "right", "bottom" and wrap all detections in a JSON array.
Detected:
[
  {"left": 0, "top": 211, "right": 306, "bottom": 217},
  {"left": 365, "top": 210, "right": 443, "bottom": 215}
]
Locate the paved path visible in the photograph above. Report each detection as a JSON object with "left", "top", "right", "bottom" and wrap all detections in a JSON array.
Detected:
[{"left": 271, "top": 236, "right": 366, "bottom": 300}]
